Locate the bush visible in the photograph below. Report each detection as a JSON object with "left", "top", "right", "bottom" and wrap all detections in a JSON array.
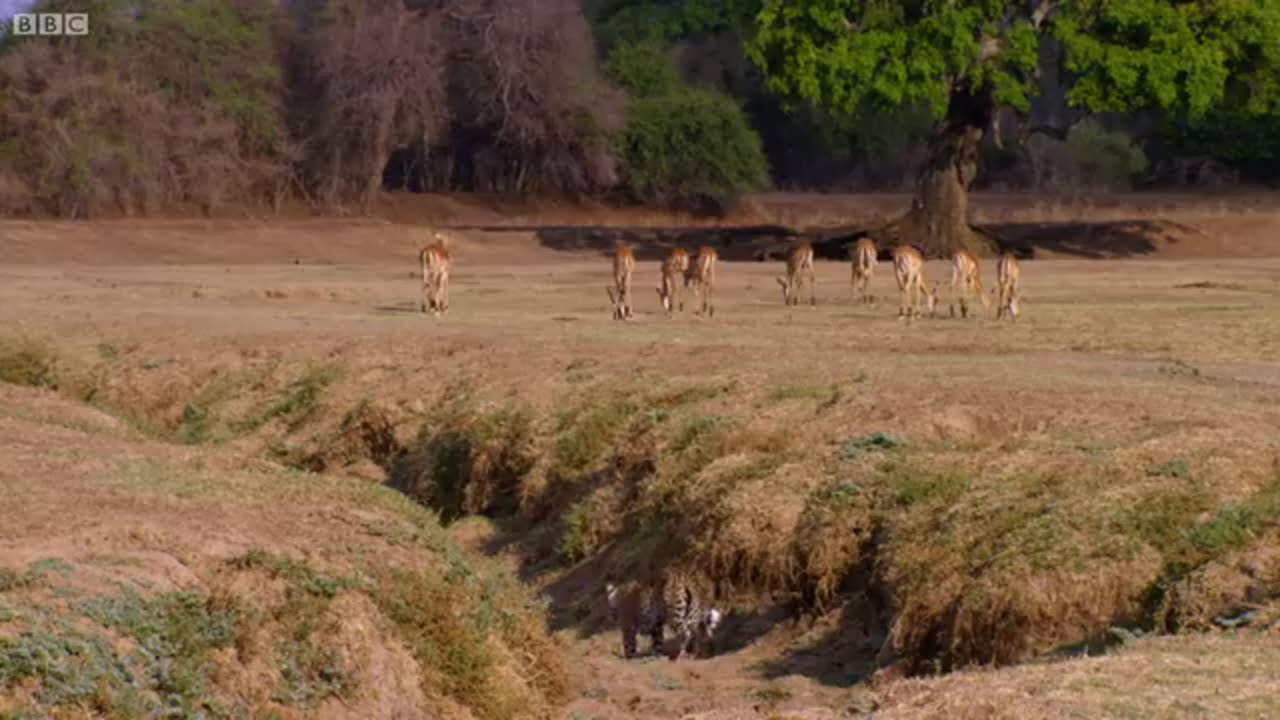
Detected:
[
  {"left": 616, "top": 88, "right": 769, "bottom": 209},
  {"left": 1025, "top": 118, "right": 1148, "bottom": 191},
  {"left": 604, "top": 39, "right": 682, "bottom": 99},
  {"left": 0, "top": 0, "right": 287, "bottom": 216}
]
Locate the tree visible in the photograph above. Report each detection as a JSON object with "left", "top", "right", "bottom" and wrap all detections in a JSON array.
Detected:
[{"left": 747, "top": 1, "right": 1280, "bottom": 256}]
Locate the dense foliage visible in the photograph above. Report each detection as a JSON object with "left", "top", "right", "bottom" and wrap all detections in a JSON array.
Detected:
[{"left": 0, "top": 0, "right": 1277, "bottom": 218}]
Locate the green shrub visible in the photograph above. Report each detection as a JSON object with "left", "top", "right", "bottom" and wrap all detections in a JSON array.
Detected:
[
  {"left": 604, "top": 39, "right": 682, "bottom": 99},
  {"left": 1063, "top": 119, "right": 1149, "bottom": 190},
  {"left": 616, "top": 88, "right": 769, "bottom": 208}
]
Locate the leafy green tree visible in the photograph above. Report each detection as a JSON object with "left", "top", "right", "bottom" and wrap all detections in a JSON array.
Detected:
[{"left": 747, "top": 1, "right": 1280, "bottom": 255}]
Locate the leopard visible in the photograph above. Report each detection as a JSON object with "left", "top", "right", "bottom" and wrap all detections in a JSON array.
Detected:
[{"left": 605, "top": 569, "right": 723, "bottom": 661}]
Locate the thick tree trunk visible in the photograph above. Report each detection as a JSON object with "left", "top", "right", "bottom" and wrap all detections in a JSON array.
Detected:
[{"left": 902, "top": 85, "right": 997, "bottom": 258}]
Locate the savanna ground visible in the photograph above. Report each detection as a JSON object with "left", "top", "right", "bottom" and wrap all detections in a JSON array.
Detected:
[{"left": 2, "top": 191, "right": 1279, "bottom": 719}]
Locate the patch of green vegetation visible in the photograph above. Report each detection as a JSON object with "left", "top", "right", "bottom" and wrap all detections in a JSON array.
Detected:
[
  {"left": 885, "top": 465, "right": 971, "bottom": 507},
  {"left": 95, "top": 342, "right": 119, "bottom": 360},
  {"left": 1, "top": 590, "right": 239, "bottom": 716},
  {"left": 369, "top": 568, "right": 516, "bottom": 720},
  {"left": 230, "top": 549, "right": 359, "bottom": 598},
  {"left": 0, "top": 559, "right": 74, "bottom": 593},
  {"left": 399, "top": 400, "right": 539, "bottom": 523},
  {"left": 669, "top": 414, "right": 726, "bottom": 454},
  {"left": 230, "top": 550, "right": 358, "bottom": 708},
  {"left": 650, "top": 381, "right": 733, "bottom": 408},
  {"left": 1148, "top": 459, "right": 1191, "bottom": 479},
  {"left": 559, "top": 499, "right": 600, "bottom": 564},
  {"left": 27, "top": 557, "right": 74, "bottom": 580},
  {"left": 553, "top": 395, "right": 638, "bottom": 477},
  {"left": 0, "top": 337, "right": 58, "bottom": 389},
  {"left": 1111, "top": 485, "right": 1214, "bottom": 551},
  {"left": 236, "top": 365, "right": 338, "bottom": 434},
  {"left": 178, "top": 401, "right": 219, "bottom": 444},
  {"left": 1187, "top": 481, "right": 1280, "bottom": 555},
  {"left": 0, "top": 619, "right": 137, "bottom": 709},
  {"left": 770, "top": 382, "right": 839, "bottom": 405},
  {"left": 839, "top": 432, "right": 908, "bottom": 461},
  {"left": 0, "top": 569, "right": 30, "bottom": 593},
  {"left": 77, "top": 590, "right": 239, "bottom": 716}
]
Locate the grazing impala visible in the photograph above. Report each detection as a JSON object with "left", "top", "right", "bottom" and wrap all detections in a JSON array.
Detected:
[
  {"left": 607, "top": 243, "right": 637, "bottom": 320},
  {"left": 949, "top": 249, "right": 992, "bottom": 319},
  {"left": 776, "top": 241, "right": 816, "bottom": 307},
  {"left": 851, "top": 237, "right": 876, "bottom": 304},
  {"left": 656, "top": 247, "right": 690, "bottom": 317},
  {"left": 685, "top": 246, "right": 717, "bottom": 317},
  {"left": 419, "top": 231, "right": 452, "bottom": 316},
  {"left": 995, "top": 251, "right": 1021, "bottom": 320},
  {"left": 892, "top": 245, "right": 938, "bottom": 320}
]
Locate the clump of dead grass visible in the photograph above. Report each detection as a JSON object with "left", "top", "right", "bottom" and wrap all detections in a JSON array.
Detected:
[
  {"left": 0, "top": 336, "right": 58, "bottom": 390},
  {"left": 389, "top": 387, "right": 540, "bottom": 523}
]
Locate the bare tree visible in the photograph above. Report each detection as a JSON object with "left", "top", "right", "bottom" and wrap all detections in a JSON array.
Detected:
[
  {"left": 437, "top": 0, "right": 624, "bottom": 194},
  {"left": 284, "top": 0, "right": 447, "bottom": 209}
]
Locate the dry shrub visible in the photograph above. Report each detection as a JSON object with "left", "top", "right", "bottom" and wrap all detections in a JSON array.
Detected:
[
  {"left": 0, "top": 1, "right": 289, "bottom": 216},
  {"left": 877, "top": 464, "right": 1167, "bottom": 671},
  {"left": 790, "top": 478, "right": 878, "bottom": 611},
  {"left": 388, "top": 398, "right": 540, "bottom": 524},
  {"left": 1163, "top": 529, "right": 1280, "bottom": 630},
  {"left": 435, "top": 0, "right": 625, "bottom": 194},
  {"left": 369, "top": 566, "right": 570, "bottom": 720},
  {"left": 282, "top": 0, "right": 447, "bottom": 206}
]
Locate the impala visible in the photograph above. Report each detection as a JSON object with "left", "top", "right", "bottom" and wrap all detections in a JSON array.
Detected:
[
  {"left": 419, "top": 231, "right": 452, "bottom": 316},
  {"left": 607, "top": 243, "right": 637, "bottom": 320},
  {"left": 949, "top": 249, "right": 992, "bottom": 319},
  {"left": 995, "top": 251, "right": 1021, "bottom": 320},
  {"left": 685, "top": 246, "right": 717, "bottom": 317},
  {"left": 851, "top": 237, "right": 876, "bottom": 304},
  {"left": 656, "top": 247, "right": 690, "bottom": 317},
  {"left": 777, "top": 241, "right": 816, "bottom": 307},
  {"left": 892, "top": 245, "right": 938, "bottom": 320}
]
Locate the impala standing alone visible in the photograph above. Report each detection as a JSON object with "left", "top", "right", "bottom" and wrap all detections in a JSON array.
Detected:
[{"left": 419, "top": 231, "right": 452, "bottom": 316}]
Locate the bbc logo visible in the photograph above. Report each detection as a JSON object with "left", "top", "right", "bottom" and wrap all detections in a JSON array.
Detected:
[{"left": 11, "top": 13, "right": 90, "bottom": 36}]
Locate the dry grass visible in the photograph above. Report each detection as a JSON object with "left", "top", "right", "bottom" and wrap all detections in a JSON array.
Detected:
[
  {"left": 2, "top": 208, "right": 1279, "bottom": 716},
  {"left": 871, "top": 631, "right": 1280, "bottom": 719},
  {"left": 0, "top": 383, "right": 569, "bottom": 719}
]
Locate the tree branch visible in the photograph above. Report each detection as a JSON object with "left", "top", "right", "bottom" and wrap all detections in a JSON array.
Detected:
[{"left": 1029, "top": 1, "right": 1057, "bottom": 30}]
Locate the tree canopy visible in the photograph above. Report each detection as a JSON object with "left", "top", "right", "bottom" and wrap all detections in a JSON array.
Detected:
[
  {"left": 745, "top": 0, "right": 1280, "bottom": 254},
  {"left": 1, "top": 0, "right": 1279, "bottom": 220},
  {"left": 748, "top": 0, "right": 1280, "bottom": 123}
]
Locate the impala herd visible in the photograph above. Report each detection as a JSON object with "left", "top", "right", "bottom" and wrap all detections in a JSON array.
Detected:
[{"left": 417, "top": 231, "right": 1021, "bottom": 321}]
